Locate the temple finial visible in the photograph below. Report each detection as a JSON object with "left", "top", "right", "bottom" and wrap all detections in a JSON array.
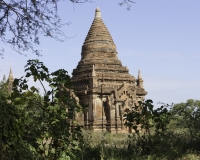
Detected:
[
  {"left": 137, "top": 69, "right": 144, "bottom": 88},
  {"left": 8, "top": 67, "right": 14, "bottom": 80},
  {"left": 138, "top": 69, "right": 142, "bottom": 79},
  {"left": 92, "top": 65, "right": 96, "bottom": 77},
  {"left": 95, "top": 7, "right": 101, "bottom": 18}
]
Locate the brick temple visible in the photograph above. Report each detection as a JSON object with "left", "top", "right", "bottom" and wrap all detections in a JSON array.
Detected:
[{"left": 71, "top": 7, "right": 147, "bottom": 133}]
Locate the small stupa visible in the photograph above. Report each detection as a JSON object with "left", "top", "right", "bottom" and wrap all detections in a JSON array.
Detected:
[
  {"left": 71, "top": 8, "right": 147, "bottom": 133},
  {"left": 7, "top": 67, "right": 14, "bottom": 94}
]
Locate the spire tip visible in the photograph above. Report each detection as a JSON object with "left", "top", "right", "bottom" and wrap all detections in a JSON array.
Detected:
[
  {"left": 96, "top": 7, "right": 100, "bottom": 12},
  {"left": 95, "top": 7, "right": 101, "bottom": 18}
]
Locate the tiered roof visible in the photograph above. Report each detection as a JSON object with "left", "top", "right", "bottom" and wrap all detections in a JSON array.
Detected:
[{"left": 72, "top": 8, "right": 147, "bottom": 96}]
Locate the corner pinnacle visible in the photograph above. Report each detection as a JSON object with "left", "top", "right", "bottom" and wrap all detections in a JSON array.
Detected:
[{"left": 138, "top": 69, "right": 142, "bottom": 79}]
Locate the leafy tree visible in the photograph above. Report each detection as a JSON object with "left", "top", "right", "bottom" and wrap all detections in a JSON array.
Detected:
[
  {"left": 170, "top": 99, "right": 200, "bottom": 136},
  {"left": 0, "top": 0, "right": 134, "bottom": 58},
  {"left": 124, "top": 100, "right": 172, "bottom": 155},
  {"left": 123, "top": 99, "right": 200, "bottom": 157},
  {"left": 124, "top": 100, "right": 171, "bottom": 135},
  {"left": 0, "top": 59, "right": 82, "bottom": 159},
  {"left": 0, "top": 75, "right": 38, "bottom": 159},
  {"left": 0, "top": 75, "right": 7, "bottom": 92}
]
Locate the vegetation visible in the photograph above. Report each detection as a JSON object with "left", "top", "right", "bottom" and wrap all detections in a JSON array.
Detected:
[
  {"left": 71, "top": 130, "right": 200, "bottom": 160},
  {"left": 1, "top": 59, "right": 200, "bottom": 159},
  {"left": 123, "top": 100, "right": 200, "bottom": 159},
  {"left": 0, "top": 59, "right": 82, "bottom": 159}
]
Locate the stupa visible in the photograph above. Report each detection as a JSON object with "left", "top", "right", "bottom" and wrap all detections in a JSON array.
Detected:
[
  {"left": 71, "top": 8, "right": 147, "bottom": 133},
  {"left": 7, "top": 67, "right": 14, "bottom": 94}
]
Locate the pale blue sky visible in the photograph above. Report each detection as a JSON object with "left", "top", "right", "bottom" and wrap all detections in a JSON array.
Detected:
[{"left": 1, "top": 0, "right": 200, "bottom": 106}]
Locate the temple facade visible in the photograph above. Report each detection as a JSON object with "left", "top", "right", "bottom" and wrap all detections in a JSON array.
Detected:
[{"left": 71, "top": 8, "right": 147, "bottom": 133}]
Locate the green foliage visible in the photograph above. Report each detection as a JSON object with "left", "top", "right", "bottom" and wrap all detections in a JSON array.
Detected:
[
  {"left": 124, "top": 100, "right": 172, "bottom": 156},
  {"left": 170, "top": 99, "right": 200, "bottom": 150},
  {"left": 2, "top": 65, "right": 200, "bottom": 160},
  {"left": 0, "top": 79, "right": 38, "bottom": 159},
  {"left": 123, "top": 99, "right": 200, "bottom": 159},
  {"left": 76, "top": 130, "right": 133, "bottom": 160},
  {"left": 0, "top": 59, "right": 82, "bottom": 159},
  {"left": 68, "top": 130, "right": 200, "bottom": 160},
  {"left": 124, "top": 99, "right": 171, "bottom": 134},
  {"left": 0, "top": 76, "right": 7, "bottom": 96},
  {"left": 171, "top": 99, "right": 200, "bottom": 131}
]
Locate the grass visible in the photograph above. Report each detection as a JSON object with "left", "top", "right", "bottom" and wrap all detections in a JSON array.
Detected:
[{"left": 75, "top": 129, "right": 200, "bottom": 160}]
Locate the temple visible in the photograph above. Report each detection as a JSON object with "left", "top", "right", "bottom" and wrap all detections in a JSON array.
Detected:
[{"left": 71, "top": 8, "right": 147, "bottom": 133}]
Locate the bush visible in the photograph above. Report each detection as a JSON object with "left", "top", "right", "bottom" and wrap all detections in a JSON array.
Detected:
[{"left": 0, "top": 59, "right": 82, "bottom": 160}]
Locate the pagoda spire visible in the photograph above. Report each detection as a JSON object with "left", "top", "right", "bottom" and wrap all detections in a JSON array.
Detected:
[
  {"left": 137, "top": 69, "right": 144, "bottom": 88},
  {"left": 7, "top": 67, "right": 14, "bottom": 94},
  {"left": 81, "top": 6, "right": 119, "bottom": 65},
  {"left": 8, "top": 67, "right": 14, "bottom": 81}
]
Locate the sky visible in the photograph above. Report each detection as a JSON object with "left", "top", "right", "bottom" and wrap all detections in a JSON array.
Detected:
[{"left": 1, "top": 0, "right": 200, "bottom": 107}]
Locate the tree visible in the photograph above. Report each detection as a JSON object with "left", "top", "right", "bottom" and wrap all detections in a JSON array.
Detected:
[
  {"left": 170, "top": 99, "right": 200, "bottom": 135},
  {"left": 0, "top": 75, "right": 37, "bottom": 159},
  {"left": 124, "top": 100, "right": 172, "bottom": 155},
  {"left": 119, "top": 0, "right": 135, "bottom": 10},
  {"left": 0, "top": 75, "right": 7, "bottom": 91},
  {"left": 0, "top": 0, "right": 88, "bottom": 57},
  {"left": 0, "top": 59, "right": 82, "bottom": 159},
  {"left": 0, "top": 0, "right": 134, "bottom": 58}
]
